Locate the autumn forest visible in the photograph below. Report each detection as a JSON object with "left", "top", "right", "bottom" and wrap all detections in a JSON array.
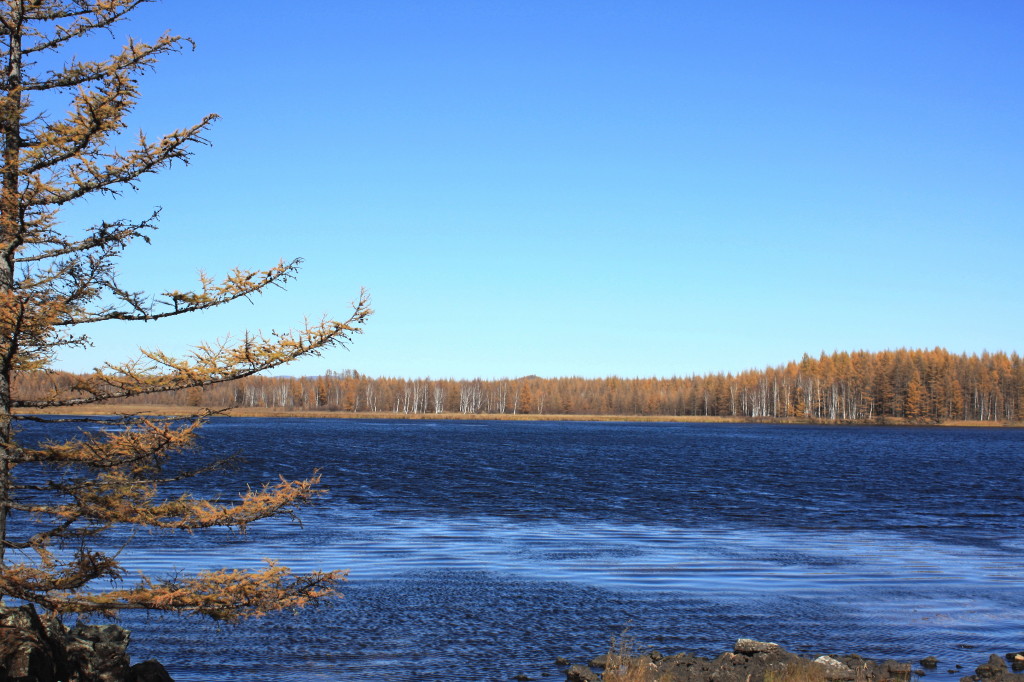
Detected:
[{"left": 16, "top": 348, "right": 1024, "bottom": 424}]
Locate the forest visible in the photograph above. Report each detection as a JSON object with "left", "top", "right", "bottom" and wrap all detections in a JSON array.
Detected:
[{"left": 14, "top": 348, "right": 1024, "bottom": 423}]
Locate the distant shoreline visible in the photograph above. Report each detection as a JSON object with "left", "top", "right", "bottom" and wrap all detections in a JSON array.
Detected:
[{"left": 14, "top": 405, "right": 1023, "bottom": 427}]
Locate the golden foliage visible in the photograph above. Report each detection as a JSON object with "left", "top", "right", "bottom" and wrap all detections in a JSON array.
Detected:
[
  {"left": 32, "top": 348, "right": 1018, "bottom": 424},
  {"left": 66, "top": 561, "right": 346, "bottom": 622}
]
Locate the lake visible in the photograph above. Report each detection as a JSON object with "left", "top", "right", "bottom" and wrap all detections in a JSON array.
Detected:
[{"left": 14, "top": 418, "right": 1024, "bottom": 681}]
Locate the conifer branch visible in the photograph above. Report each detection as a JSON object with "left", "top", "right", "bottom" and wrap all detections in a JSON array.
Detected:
[{"left": 0, "top": 1, "right": 369, "bottom": 623}]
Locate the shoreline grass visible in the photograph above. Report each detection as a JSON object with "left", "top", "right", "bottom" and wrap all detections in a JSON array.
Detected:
[{"left": 13, "top": 405, "right": 1023, "bottom": 427}]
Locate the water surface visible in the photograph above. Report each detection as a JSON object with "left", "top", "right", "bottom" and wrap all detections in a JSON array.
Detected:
[{"left": 15, "top": 419, "right": 1024, "bottom": 681}]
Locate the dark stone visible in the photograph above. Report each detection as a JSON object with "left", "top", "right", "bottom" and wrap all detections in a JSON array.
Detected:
[
  {"left": 1012, "top": 661, "right": 1024, "bottom": 672},
  {"left": 513, "top": 674, "right": 531, "bottom": 681},
  {"left": 0, "top": 605, "right": 172, "bottom": 682},
  {"left": 556, "top": 640, "right": 934, "bottom": 682},
  {"left": 836, "top": 654, "right": 875, "bottom": 679},
  {"left": 547, "top": 639, "right": 1024, "bottom": 682},
  {"left": 713, "top": 651, "right": 739, "bottom": 665},
  {"left": 554, "top": 656, "right": 570, "bottom": 666},
  {"left": 587, "top": 654, "right": 608, "bottom": 669},
  {"left": 882, "top": 659, "right": 913, "bottom": 680},
  {"left": 975, "top": 654, "right": 1007, "bottom": 679},
  {"left": 66, "top": 623, "right": 131, "bottom": 681},
  {"left": 129, "top": 660, "right": 174, "bottom": 682},
  {"left": 0, "top": 605, "right": 68, "bottom": 682},
  {"left": 565, "top": 663, "right": 598, "bottom": 682}
]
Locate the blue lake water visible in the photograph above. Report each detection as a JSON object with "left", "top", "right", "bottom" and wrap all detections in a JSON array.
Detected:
[{"left": 13, "top": 418, "right": 1024, "bottom": 681}]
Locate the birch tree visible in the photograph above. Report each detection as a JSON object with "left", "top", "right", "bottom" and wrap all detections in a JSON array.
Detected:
[{"left": 0, "top": 1, "right": 370, "bottom": 620}]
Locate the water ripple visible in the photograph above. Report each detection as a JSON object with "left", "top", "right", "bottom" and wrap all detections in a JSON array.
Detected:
[{"left": 14, "top": 418, "right": 1024, "bottom": 681}]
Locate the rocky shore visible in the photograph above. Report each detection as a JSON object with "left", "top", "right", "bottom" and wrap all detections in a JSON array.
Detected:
[
  {"left": 536, "top": 638, "right": 1024, "bottom": 682},
  {"left": 4, "top": 611, "right": 1022, "bottom": 682},
  {"left": 0, "top": 605, "right": 173, "bottom": 682}
]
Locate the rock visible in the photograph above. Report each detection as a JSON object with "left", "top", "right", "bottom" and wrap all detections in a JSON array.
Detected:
[
  {"left": 651, "top": 651, "right": 706, "bottom": 679},
  {"left": 734, "top": 638, "right": 780, "bottom": 655},
  {"left": 1012, "top": 660, "right": 1024, "bottom": 672},
  {"left": 975, "top": 654, "right": 1007, "bottom": 678},
  {"left": 920, "top": 656, "right": 939, "bottom": 668},
  {"left": 631, "top": 657, "right": 659, "bottom": 676},
  {"left": 913, "top": 669, "right": 925, "bottom": 676},
  {"left": 882, "top": 659, "right": 913, "bottom": 678},
  {"left": 66, "top": 622, "right": 131, "bottom": 681},
  {"left": 814, "top": 655, "right": 856, "bottom": 680},
  {"left": 565, "top": 663, "right": 598, "bottom": 682},
  {"left": 554, "top": 656, "right": 570, "bottom": 666},
  {"left": 513, "top": 674, "right": 532, "bottom": 681},
  {"left": 0, "top": 604, "right": 172, "bottom": 682},
  {"left": 129, "top": 660, "right": 175, "bottom": 682},
  {"left": 835, "top": 654, "right": 874, "bottom": 679},
  {"left": 555, "top": 639, "right": 945, "bottom": 682},
  {"left": 588, "top": 654, "right": 608, "bottom": 669},
  {"left": 0, "top": 604, "right": 65, "bottom": 682}
]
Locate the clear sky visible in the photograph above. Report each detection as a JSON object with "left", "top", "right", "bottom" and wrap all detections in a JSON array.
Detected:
[{"left": 52, "top": 1, "right": 1023, "bottom": 380}]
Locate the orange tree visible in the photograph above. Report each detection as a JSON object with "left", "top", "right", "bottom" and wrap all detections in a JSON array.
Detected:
[{"left": 0, "top": 0, "right": 370, "bottom": 620}]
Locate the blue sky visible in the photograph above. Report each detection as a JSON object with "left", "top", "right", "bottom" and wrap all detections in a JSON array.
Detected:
[{"left": 53, "top": 1, "right": 1023, "bottom": 379}]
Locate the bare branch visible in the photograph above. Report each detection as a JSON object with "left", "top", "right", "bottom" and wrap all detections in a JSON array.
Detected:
[
  {"left": 21, "top": 1, "right": 153, "bottom": 56},
  {"left": 16, "top": 213, "right": 158, "bottom": 262},
  {"left": 29, "top": 115, "right": 220, "bottom": 207},
  {"left": 58, "top": 259, "right": 305, "bottom": 326}
]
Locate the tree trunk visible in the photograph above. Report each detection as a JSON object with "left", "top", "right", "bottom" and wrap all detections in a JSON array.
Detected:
[{"left": 0, "top": 9, "right": 24, "bottom": 567}]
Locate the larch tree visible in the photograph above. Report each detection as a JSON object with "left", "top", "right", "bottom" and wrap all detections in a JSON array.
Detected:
[{"left": 0, "top": 1, "right": 370, "bottom": 620}]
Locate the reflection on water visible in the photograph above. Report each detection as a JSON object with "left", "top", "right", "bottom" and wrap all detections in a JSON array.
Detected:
[{"left": 15, "top": 419, "right": 1024, "bottom": 681}]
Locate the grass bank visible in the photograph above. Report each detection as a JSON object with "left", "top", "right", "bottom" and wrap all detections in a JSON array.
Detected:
[{"left": 13, "top": 405, "right": 1023, "bottom": 427}]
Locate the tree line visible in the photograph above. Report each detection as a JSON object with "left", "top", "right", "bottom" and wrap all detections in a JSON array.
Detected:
[{"left": 18, "top": 348, "right": 1024, "bottom": 423}]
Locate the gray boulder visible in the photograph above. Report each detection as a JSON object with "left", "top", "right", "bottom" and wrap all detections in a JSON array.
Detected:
[
  {"left": 734, "top": 638, "right": 780, "bottom": 655},
  {"left": 814, "top": 655, "right": 856, "bottom": 681}
]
